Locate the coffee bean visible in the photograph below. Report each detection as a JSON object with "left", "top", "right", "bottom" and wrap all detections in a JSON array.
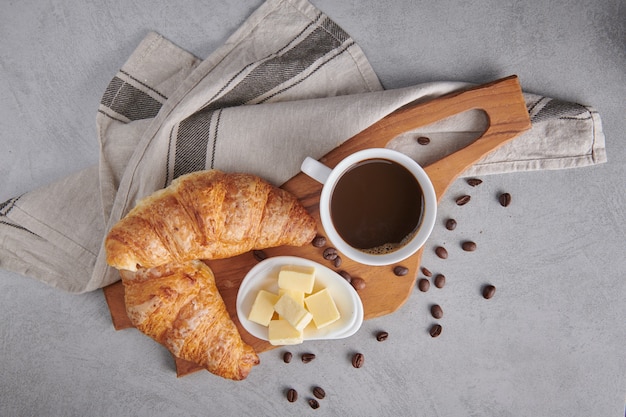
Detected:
[
  {"left": 252, "top": 250, "right": 267, "bottom": 262},
  {"left": 435, "top": 246, "right": 448, "bottom": 259},
  {"left": 376, "top": 331, "right": 389, "bottom": 342},
  {"left": 429, "top": 324, "right": 442, "bottom": 338},
  {"left": 323, "top": 247, "right": 338, "bottom": 260},
  {"left": 466, "top": 178, "right": 483, "bottom": 187},
  {"left": 417, "top": 136, "right": 431, "bottom": 145},
  {"left": 434, "top": 274, "right": 446, "bottom": 288},
  {"left": 351, "top": 277, "right": 366, "bottom": 291},
  {"left": 461, "top": 241, "right": 477, "bottom": 251},
  {"left": 483, "top": 284, "right": 496, "bottom": 299},
  {"left": 332, "top": 255, "right": 342, "bottom": 268},
  {"left": 283, "top": 351, "right": 292, "bottom": 363},
  {"left": 339, "top": 270, "right": 352, "bottom": 283},
  {"left": 312, "top": 235, "right": 326, "bottom": 248},
  {"left": 456, "top": 195, "right": 471, "bottom": 206},
  {"left": 445, "top": 218, "right": 457, "bottom": 230},
  {"left": 499, "top": 192, "right": 511, "bottom": 207},
  {"left": 431, "top": 304, "right": 443, "bottom": 319},
  {"left": 418, "top": 278, "right": 430, "bottom": 292},
  {"left": 301, "top": 353, "right": 316, "bottom": 363},
  {"left": 313, "top": 386, "right": 326, "bottom": 400},
  {"left": 308, "top": 399, "right": 320, "bottom": 409},
  {"left": 393, "top": 265, "right": 409, "bottom": 276},
  {"left": 421, "top": 267, "right": 432, "bottom": 277},
  {"left": 286, "top": 388, "right": 298, "bottom": 402},
  {"left": 352, "top": 353, "right": 365, "bottom": 368}
]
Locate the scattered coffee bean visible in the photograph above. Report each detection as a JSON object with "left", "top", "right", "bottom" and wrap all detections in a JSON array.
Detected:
[
  {"left": 301, "top": 353, "right": 316, "bottom": 363},
  {"left": 332, "top": 255, "right": 342, "bottom": 268},
  {"left": 434, "top": 274, "right": 446, "bottom": 288},
  {"left": 430, "top": 324, "right": 443, "bottom": 338},
  {"left": 499, "top": 192, "right": 511, "bottom": 207},
  {"left": 431, "top": 304, "right": 443, "bottom": 319},
  {"left": 339, "top": 270, "right": 352, "bottom": 283},
  {"left": 421, "top": 267, "right": 432, "bottom": 277},
  {"left": 445, "top": 218, "right": 457, "bottom": 230},
  {"left": 376, "top": 331, "right": 389, "bottom": 342},
  {"left": 283, "top": 351, "right": 292, "bottom": 363},
  {"left": 461, "top": 241, "right": 477, "bottom": 252},
  {"left": 323, "top": 247, "right": 338, "bottom": 261},
  {"left": 308, "top": 399, "right": 320, "bottom": 409},
  {"left": 313, "top": 386, "right": 326, "bottom": 400},
  {"left": 435, "top": 246, "right": 448, "bottom": 259},
  {"left": 483, "top": 284, "right": 496, "bottom": 299},
  {"left": 287, "top": 388, "right": 298, "bottom": 402},
  {"left": 418, "top": 278, "right": 430, "bottom": 292},
  {"left": 351, "top": 277, "right": 366, "bottom": 291},
  {"left": 312, "top": 235, "right": 326, "bottom": 248},
  {"left": 252, "top": 250, "right": 267, "bottom": 262},
  {"left": 466, "top": 178, "right": 483, "bottom": 187},
  {"left": 456, "top": 195, "right": 471, "bottom": 206},
  {"left": 393, "top": 265, "right": 409, "bottom": 276},
  {"left": 352, "top": 353, "right": 365, "bottom": 368},
  {"left": 417, "top": 136, "right": 431, "bottom": 145}
]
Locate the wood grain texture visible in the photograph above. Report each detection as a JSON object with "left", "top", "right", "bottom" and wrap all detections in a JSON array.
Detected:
[{"left": 103, "top": 75, "right": 531, "bottom": 376}]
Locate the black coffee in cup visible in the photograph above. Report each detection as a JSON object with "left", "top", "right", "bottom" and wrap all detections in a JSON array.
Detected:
[{"left": 330, "top": 158, "right": 424, "bottom": 254}]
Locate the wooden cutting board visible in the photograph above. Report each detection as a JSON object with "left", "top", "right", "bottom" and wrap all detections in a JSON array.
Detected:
[{"left": 103, "top": 75, "right": 531, "bottom": 377}]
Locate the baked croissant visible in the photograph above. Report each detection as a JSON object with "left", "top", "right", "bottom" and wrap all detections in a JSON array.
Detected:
[
  {"left": 121, "top": 260, "right": 259, "bottom": 380},
  {"left": 105, "top": 169, "right": 317, "bottom": 271}
]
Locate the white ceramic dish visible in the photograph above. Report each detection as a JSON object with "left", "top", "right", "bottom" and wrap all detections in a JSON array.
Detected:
[{"left": 236, "top": 256, "right": 364, "bottom": 341}]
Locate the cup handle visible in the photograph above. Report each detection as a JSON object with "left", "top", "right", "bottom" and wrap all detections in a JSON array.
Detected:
[{"left": 301, "top": 157, "right": 332, "bottom": 184}]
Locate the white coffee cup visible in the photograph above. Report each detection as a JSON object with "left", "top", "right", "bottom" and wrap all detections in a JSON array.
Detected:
[{"left": 301, "top": 148, "right": 436, "bottom": 266}]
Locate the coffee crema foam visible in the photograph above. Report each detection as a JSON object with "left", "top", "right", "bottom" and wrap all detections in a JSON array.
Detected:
[{"left": 361, "top": 227, "right": 419, "bottom": 255}]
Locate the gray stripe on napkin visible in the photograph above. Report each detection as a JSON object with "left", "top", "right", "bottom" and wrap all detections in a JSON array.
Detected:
[
  {"left": 100, "top": 75, "right": 165, "bottom": 122},
  {"left": 173, "top": 110, "right": 215, "bottom": 180},
  {"left": 0, "top": 196, "right": 20, "bottom": 216},
  {"left": 0, "top": 197, "right": 37, "bottom": 235},
  {"left": 169, "top": 15, "right": 353, "bottom": 182},
  {"left": 531, "top": 98, "right": 591, "bottom": 123}
]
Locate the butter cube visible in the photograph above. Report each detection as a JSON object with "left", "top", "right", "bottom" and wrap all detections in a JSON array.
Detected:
[
  {"left": 304, "top": 288, "right": 341, "bottom": 329},
  {"left": 277, "top": 289, "right": 304, "bottom": 320},
  {"left": 268, "top": 319, "right": 303, "bottom": 346},
  {"left": 278, "top": 288, "right": 305, "bottom": 306},
  {"left": 278, "top": 265, "right": 316, "bottom": 294},
  {"left": 248, "top": 290, "right": 279, "bottom": 326},
  {"left": 273, "top": 293, "right": 313, "bottom": 331}
]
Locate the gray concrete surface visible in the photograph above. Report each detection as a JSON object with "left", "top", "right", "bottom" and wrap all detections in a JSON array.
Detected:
[{"left": 1, "top": 1, "right": 625, "bottom": 416}]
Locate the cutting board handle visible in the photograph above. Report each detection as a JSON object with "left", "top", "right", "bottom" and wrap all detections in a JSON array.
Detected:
[{"left": 310, "top": 75, "right": 531, "bottom": 201}]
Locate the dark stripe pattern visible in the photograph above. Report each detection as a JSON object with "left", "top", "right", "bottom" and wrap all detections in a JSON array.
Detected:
[
  {"left": 531, "top": 99, "right": 589, "bottom": 123},
  {"left": 100, "top": 76, "right": 164, "bottom": 121},
  {"left": 173, "top": 110, "right": 214, "bottom": 180},
  {"left": 0, "top": 196, "right": 38, "bottom": 236},
  {"left": 170, "top": 16, "right": 351, "bottom": 182},
  {"left": 0, "top": 196, "right": 19, "bottom": 216}
]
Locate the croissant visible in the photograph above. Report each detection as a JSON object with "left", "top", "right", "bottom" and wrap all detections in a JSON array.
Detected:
[
  {"left": 121, "top": 260, "right": 259, "bottom": 380},
  {"left": 105, "top": 169, "right": 317, "bottom": 271}
]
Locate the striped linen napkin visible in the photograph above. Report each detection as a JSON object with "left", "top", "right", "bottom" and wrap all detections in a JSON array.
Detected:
[{"left": 0, "top": 0, "right": 606, "bottom": 293}]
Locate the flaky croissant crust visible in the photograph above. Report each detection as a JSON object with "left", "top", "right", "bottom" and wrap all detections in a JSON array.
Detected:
[
  {"left": 105, "top": 170, "right": 317, "bottom": 271},
  {"left": 105, "top": 170, "right": 317, "bottom": 380},
  {"left": 122, "top": 261, "right": 259, "bottom": 380}
]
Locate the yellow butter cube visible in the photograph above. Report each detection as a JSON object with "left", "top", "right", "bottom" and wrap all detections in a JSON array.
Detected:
[
  {"left": 278, "top": 288, "right": 305, "bottom": 306},
  {"left": 278, "top": 265, "right": 316, "bottom": 294},
  {"left": 273, "top": 293, "right": 313, "bottom": 331},
  {"left": 305, "top": 288, "right": 341, "bottom": 329},
  {"left": 268, "top": 319, "right": 303, "bottom": 346},
  {"left": 277, "top": 289, "right": 304, "bottom": 320},
  {"left": 248, "top": 290, "right": 279, "bottom": 326}
]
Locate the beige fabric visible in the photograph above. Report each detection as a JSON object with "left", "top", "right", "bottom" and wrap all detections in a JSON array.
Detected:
[{"left": 0, "top": 0, "right": 606, "bottom": 293}]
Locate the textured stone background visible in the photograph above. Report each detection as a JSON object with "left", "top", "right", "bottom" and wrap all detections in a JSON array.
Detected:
[{"left": 1, "top": 1, "right": 624, "bottom": 416}]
